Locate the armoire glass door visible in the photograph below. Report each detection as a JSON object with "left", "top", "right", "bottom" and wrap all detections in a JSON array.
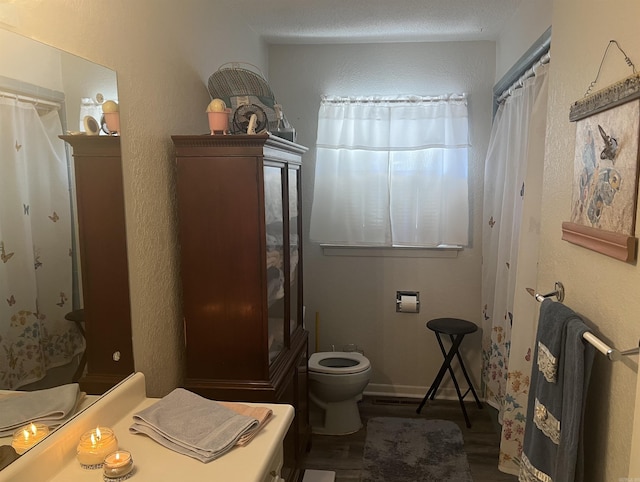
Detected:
[
  {"left": 264, "top": 165, "right": 285, "bottom": 363},
  {"left": 289, "top": 167, "right": 300, "bottom": 336}
]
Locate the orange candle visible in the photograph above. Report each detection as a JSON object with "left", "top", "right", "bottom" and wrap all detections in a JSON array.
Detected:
[
  {"left": 76, "top": 426, "right": 118, "bottom": 469},
  {"left": 11, "top": 423, "right": 50, "bottom": 454}
]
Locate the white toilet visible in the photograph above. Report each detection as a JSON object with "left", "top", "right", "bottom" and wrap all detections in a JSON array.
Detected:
[{"left": 308, "top": 351, "right": 372, "bottom": 435}]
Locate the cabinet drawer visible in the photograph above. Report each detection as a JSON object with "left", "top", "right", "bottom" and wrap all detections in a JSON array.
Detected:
[{"left": 262, "top": 445, "right": 284, "bottom": 482}]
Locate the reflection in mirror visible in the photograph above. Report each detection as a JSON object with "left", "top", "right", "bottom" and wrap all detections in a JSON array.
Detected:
[{"left": 0, "top": 28, "right": 121, "bottom": 461}]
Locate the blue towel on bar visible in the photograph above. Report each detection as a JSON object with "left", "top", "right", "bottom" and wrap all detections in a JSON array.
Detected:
[
  {"left": 129, "top": 388, "right": 258, "bottom": 463},
  {"left": 519, "top": 300, "right": 595, "bottom": 482}
]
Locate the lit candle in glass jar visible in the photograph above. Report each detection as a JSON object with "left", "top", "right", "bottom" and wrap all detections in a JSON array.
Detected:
[
  {"left": 76, "top": 426, "right": 119, "bottom": 469},
  {"left": 11, "top": 423, "right": 50, "bottom": 454},
  {"left": 103, "top": 450, "right": 134, "bottom": 480}
]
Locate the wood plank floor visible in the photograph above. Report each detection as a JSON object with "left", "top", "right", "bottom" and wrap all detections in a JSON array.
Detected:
[{"left": 301, "top": 396, "right": 518, "bottom": 481}]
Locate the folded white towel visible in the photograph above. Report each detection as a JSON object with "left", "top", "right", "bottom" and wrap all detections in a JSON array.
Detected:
[
  {"left": 129, "top": 388, "right": 259, "bottom": 463},
  {"left": 0, "top": 383, "right": 83, "bottom": 437}
]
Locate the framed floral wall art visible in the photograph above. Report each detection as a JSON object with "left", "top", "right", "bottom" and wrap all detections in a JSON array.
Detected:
[{"left": 562, "top": 74, "right": 640, "bottom": 262}]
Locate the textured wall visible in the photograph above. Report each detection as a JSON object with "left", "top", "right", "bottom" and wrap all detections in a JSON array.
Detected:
[
  {"left": 495, "top": 0, "right": 553, "bottom": 82},
  {"left": 268, "top": 41, "right": 495, "bottom": 397},
  {"left": 4, "top": 0, "right": 267, "bottom": 397},
  {"left": 0, "top": 27, "right": 63, "bottom": 90},
  {"left": 538, "top": 0, "right": 640, "bottom": 478}
]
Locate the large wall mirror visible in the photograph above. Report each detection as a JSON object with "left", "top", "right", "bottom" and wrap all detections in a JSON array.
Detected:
[{"left": 0, "top": 28, "right": 131, "bottom": 464}]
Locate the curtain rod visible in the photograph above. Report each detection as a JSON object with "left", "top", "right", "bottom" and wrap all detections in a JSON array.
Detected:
[
  {"left": 527, "top": 281, "right": 640, "bottom": 361},
  {"left": 496, "top": 51, "right": 551, "bottom": 105},
  {"left": 0, "top": 89, "right": 61, "bottom": 111},
  {"left": 320, "top": 94, "right": 467, "bottom": 104}
]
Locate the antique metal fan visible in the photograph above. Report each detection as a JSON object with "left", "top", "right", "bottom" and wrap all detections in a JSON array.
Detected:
[{"left": 232, "top": 103, "right": 268, "bottom": 134}]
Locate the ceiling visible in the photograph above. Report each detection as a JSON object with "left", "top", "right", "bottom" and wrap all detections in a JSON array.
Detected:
[{"left": 226, "top": 0, "right": 524, "bottom": 44}]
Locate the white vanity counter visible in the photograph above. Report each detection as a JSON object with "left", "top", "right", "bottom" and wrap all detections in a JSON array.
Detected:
[{"left": 0, "top": 373, "right": 294, "bottom": 481}]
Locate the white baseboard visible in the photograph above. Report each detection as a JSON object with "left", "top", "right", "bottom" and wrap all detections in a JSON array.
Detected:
[{"left": 364, "top": 383, "right": 483, "bottom": 401}]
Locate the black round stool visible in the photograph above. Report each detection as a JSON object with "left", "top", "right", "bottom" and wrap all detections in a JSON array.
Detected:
[
  {"left": 65, "top": 309, "right": 86, "bottom": 382},
  {"left": 416, "top": 318, "right": 483, "bottom": 427}
]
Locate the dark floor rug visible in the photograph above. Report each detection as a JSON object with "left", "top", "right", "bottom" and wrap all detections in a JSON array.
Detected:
[{"left": 362, "top": 417, "right": 473, "bottom": 482}]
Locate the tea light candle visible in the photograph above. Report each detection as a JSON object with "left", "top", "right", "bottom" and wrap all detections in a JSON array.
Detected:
[
  {"left": 11, "top": 423, "right": 50, "bottom": 454},
  {"left": 76, "top": 426, "right": 119, "bottom": 469},
  {"left": 103, "top": 450, "right": 134, "bottom": 480}
]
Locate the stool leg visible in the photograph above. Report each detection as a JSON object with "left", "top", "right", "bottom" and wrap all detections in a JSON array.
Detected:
[
  {"left": 445, "top": 336, "right": 473, "bottom": 428},
  {"left": 416, "top": 387, "right": 431, "bottom": 414},
  {"left": 416, "top": 333, "right": 464, "bottom": 414},
  {"left": 72, "top": 320, "right": 86, "bottom": 383},
  {"left": 430, "top": 333, "right": 453, "bottom": 400},
  {"left": 430, "top": 334, "right": 464, "bottom": 400},
  {"left": 453, "top": 347, "right": 483, "bottom": 409},
  {"left": 417, "top": 334, "right": 447, "bottom": 412},
  {"left": 451, "top": 377, "right": 472, "bottom": 428}
]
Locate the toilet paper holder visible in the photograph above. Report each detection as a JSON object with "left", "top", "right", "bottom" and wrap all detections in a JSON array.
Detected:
[{"left": 396, "top": 291, "right": 420, "bottom": 313}]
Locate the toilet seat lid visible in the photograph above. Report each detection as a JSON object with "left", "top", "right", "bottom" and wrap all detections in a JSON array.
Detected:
[{"left": 308, "top": 351, "right": 371, "bottom": 374}]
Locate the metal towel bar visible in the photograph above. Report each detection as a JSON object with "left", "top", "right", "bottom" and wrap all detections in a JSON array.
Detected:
[{"left": 526, "top": 281, "right": 640, "bottom": 361}]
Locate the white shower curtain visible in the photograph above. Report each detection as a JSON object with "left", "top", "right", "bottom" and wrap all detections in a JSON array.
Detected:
[
  {"left": 0, "top": 97, "right": 84, "bottom": 389},
  {"left": 481, "top": 62, "right": 549, "bottom": 475}
]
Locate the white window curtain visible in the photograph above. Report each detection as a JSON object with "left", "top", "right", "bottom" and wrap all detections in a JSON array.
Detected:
[{"left": 310, "top": 95, "right": 469, "bottom": 247}]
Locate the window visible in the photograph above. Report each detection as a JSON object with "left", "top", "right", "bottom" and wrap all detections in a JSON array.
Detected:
[{"left": 309, "top": 95, "right": 470, "bottom": 248}]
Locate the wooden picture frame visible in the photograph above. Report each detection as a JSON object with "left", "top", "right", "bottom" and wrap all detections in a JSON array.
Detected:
[{"left": 562, "top": 74, "right": 640, "bottom": 262}]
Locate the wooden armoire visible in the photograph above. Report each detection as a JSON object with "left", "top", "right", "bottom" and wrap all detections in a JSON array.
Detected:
[
  {"left": 61, "top": 136, "right": 134, "bottom": 394},
  {"left": 172, "top": 134, "right": 310, "bottom": 481}
]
